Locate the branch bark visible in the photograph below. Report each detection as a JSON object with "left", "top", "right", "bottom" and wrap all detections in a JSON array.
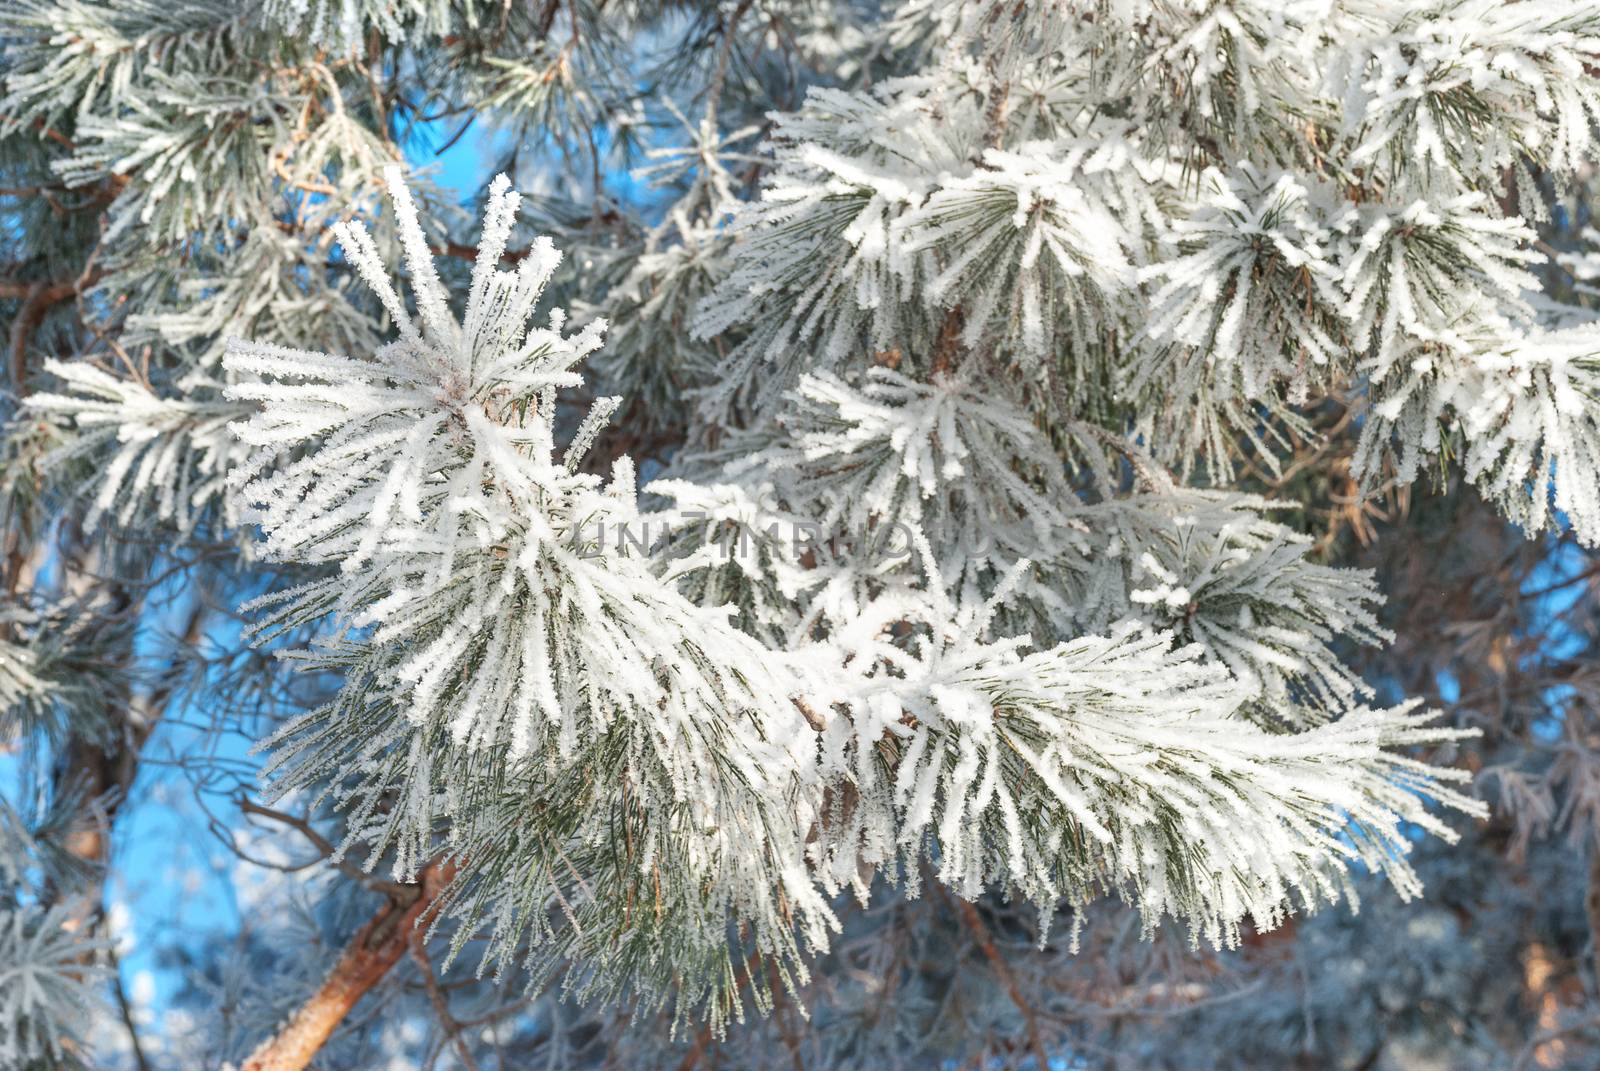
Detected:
[{"left": 240, "top": 858, "right": 455, "bottom": 1071}]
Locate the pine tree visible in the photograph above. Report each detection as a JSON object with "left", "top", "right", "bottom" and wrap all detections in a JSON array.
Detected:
[{"left": 5, "top": 1, "right": 1600, "bottom": 1067}]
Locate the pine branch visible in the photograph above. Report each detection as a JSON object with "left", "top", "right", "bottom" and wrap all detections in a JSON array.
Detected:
[{"left": 239, "top": 858, "right": 455, "bottom": 1071}]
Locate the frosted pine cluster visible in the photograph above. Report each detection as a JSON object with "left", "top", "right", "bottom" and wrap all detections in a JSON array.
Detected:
[
  {"left": 219, "top": 163, "right": 1489, "bottom": 1022},
  {"left": 10, "top": 0, "right": 1600, "bottom": 1058}
]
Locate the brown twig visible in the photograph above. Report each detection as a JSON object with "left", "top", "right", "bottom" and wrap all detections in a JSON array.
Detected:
[
  {"left": 0, "top": 116, "right": 76, "bottom": 150},
  {"left": 6, "top": 256, "right": 107, "bottom": 388},
  {"left": 929, "top": 304, "right": 966, "bottom": 378},
  {"left": 675, "top": 1023, "right": 715, "bottom": 1071},
  {"left": 235, "top": 797, "right": 414, "bottom": 898},
  {"left": 792, "top": 695, "right": 826, "bottom": 731},
  {"left": 703, "top": 0, "right": 755, "bottom": 132},
  {"left": 107, "top": 943, "right": 152, "bottom": 1071},
  {"left": 240, "top": 858, "right": 456, "bottom": 1071},
  {"left": 767, "top": 958, "right": 807, "bottom": 1071},
  {"left": 954, "top": 897, "right": 1051, "bottom": 1070},
  {"left": 434, "top": 239, "right": 530, "bottom": 264},
  {"left": 7, "top": 278, "right": 79, "bottom": 391},
  {"left": 409, "top": 933, "right": 481, "bottom": 1071}
]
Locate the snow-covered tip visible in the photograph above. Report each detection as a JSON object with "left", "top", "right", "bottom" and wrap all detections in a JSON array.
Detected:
[
  {"left": 221, "top": 168, "right": 610, "bottom": 573},
  {"left": 313, "top": 166, "right": 603, "bottom": 392}
]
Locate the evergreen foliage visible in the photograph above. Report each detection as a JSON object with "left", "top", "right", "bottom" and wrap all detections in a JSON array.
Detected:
[{"left": 5, "top": 0, "right": 1600, "bottom": 1066}]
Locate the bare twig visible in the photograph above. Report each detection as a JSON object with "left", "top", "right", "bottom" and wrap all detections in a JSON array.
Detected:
[
  {"left": 235, "top": 797, "right": 414, "bottom": 898},
  {"left": 7, "top": 278, "right": 78, "bottom": 391},
  {"left": 954, "top": 896, "right": 1051, "bottom": 1070},
  {"left": 409, "top": 935, "right": 481, "bottom": 1071},
  {"left": 107, "top": 943, "right": 152, "bottom": 1071}
]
